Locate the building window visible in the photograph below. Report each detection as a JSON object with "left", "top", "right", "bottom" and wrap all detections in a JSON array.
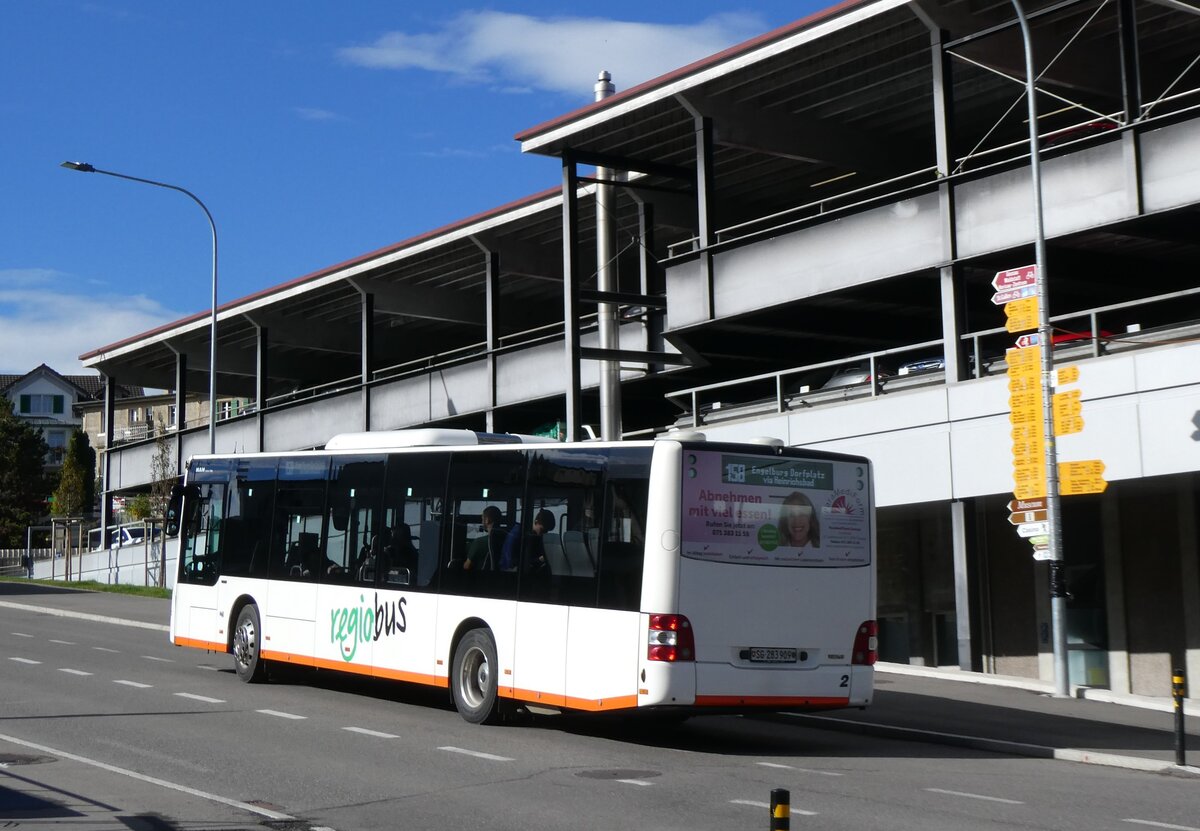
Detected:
[
  {"left": 46, "top": 430, "right": 66, "bottom": 464},
  {"left": 168, "top": 405, "right": 178, "bottom": 427},
  {"left": 20, "top": 394, "right": 64, "bottom": 415},
  {"left": 130, "top": 408, "right": 141, "bottom": 423},
  {"left": 219, "top": 400, "right": 233, "bottom": 420}
]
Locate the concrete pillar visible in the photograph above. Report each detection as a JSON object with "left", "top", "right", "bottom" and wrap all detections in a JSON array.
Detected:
[
  {"left": 1102, "top": 486, "right": 1131, "bottom": 693},
  {"left": 950, "top": 499, "right": 973, "bottom": 670},
  {"left": 1179, "top": 475, "right": 1200, "bottom": 692}
]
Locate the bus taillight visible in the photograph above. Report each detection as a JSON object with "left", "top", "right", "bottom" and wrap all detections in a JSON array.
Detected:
[
  {"left": 852, "top": 620, "right": 878, "bottom": 666},
  {"left": 648, "top": 614, "right": 695, "bottom": 662}
]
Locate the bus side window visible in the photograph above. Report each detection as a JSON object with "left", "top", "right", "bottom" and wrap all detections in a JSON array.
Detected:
[
  {"left": 446, "top": 450, "right": 525, "bottom": 600},
  {"left": 597, "top": 478, "right": 648, "bottom": 612}
]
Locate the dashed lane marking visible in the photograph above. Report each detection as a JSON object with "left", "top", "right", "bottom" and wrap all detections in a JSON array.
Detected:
[
  {"left": 93, "top": 646, "right": 120, "bottom": 653},
  {"left": 1123, "top": 821, "right": 1200, "bottom": 831},
  {"left": 925, "top": 788, "right": 1024, "bottom": 805},
  {"left": 114, "top": 680, "right": 152, "bottom": 689},
  {"left": 58, "top": 668, "right": 93, "bottom": 676},
  {"left": 755, "top": 761, "right": 843, "bottom": 776},
  {"left": 730, "top": 800, "right": 817, "bottom": 816},
  {"left": 11, "top": 632, "right": 33, "bottom": 638},
  {"left": 49, "top": 639, "right": 76, "bottom": 645},
  {"left": 345, "top": 727, "right": 399, "bottom": 739},
  {"left": 175, "top": 692, "right": 225, "bottom": 704},
  {"left": 258, "top": 709, "right": 306, "bottom": 720},
  {"left": 142, "top": 655, "right": 174, "bottom": 662},
  {"left": 617, "top": 779, "right": 653, "bottom": 787},
  {"left": 9, "top": 657, "right": 40, "bottom": 665},
  {"left": 437, "top": 746, "right": 515, "bottom": 762}
]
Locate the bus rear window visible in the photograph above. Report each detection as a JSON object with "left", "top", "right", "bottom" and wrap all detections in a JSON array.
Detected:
[{"left": 680, "top": 450, "right": 871, "bottom": 567}]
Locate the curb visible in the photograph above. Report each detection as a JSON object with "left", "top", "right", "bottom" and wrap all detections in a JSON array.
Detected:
[
  {"left": 782, "top": 712, "right": 1200, "bottom": 777},
  {"left": 877, "top": 663, "right": 1199, "bottom": 716}
]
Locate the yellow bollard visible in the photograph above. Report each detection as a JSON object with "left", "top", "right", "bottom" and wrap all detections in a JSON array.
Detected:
[{"left": 770, "top": 788, "right": 790, "bottom": 830}]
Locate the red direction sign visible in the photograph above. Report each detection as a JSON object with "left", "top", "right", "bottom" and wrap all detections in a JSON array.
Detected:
[
  {"left": 993, "top": 265, "right": 1038, "bottom": 292},
  {"left": 1014, "top": 333, "right": 1041, "bottom": 349}
]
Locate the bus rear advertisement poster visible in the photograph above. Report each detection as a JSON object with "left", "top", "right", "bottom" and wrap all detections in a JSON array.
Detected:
[{"left": 680, "top": 450, "right": 870, "bottom": 567}]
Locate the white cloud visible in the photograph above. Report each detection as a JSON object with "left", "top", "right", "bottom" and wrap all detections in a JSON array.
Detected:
[
  {"left": 294, "top": 107, "right": 342, "bottom": 121},
  {"left": 0, "top": 270, "right": 184, "bottom": 375},
  {"left": 338, "top": 11, "right": 766, "bottom": 96}
]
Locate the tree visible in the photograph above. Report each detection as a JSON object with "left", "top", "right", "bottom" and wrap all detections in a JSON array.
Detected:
[
  {"left": 51, "top": 430, "right": 92, "bottom": 518},
  {"left": 148, "top": 414, "right": 176, "bottom": 518},
  {"left": 0, "top": 399, "right": 52, "bottom": 547}
]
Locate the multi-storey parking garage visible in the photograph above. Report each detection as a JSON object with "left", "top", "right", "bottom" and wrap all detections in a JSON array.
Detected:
[{"left": 83, "top": 0, "right": 1200, "bottom": 696}]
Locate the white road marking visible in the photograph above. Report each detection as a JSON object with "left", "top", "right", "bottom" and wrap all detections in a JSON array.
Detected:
[
  {"left": 617, "top": 779, "right": 653, "bottom": 787},
  {"left": 142, "top": 655, "right": 174, "bottom": 662},
  {"left": 438, "top": 745, "right": 515, "bottom": 762},
  {"left": 197, "top": 664, "right": 221, "bottom": 671},
  {"left": 345, "top": 727, "right": 399, "bottom": 739},
  {"left": 755, "top": 761, "right": 842, "bottom": 776},
  {"left": 58, "top": 668, "right": 93, "bottom": 676},
  {"left": 11, "top": 632, "right": 33, "bottom": 638},
  {"left": 1123, "top": 821, "right": 1200, "bottom": 831},
  {"left": 257, "top": 709, "right": 306, "bottom": 720},
  {"left": 730, "top": 799, "right": 817, "bottom": 816},
  {"left": 49, "top": 639, "right": 75, "bottom": 645},
  {"left": 925, "top": 788, "right": 1024, "bottom": 805},
  {"left": 175, "top": 693, "right": 225, "bottom": 704},
  {"left": 0, "top": 600, "right": 168, "bottom": 632},
  {"left": 114, "top": 680, "right": 153, "bottom": 689},
  {"left": 0, "top": 730, "right": 292, "bottom": 820},
  {"left": 9, "top": 657, "right": 41, "bottom": 665},
  {"left": 93, "top": 646, "right": 120, "bottom": 653}
]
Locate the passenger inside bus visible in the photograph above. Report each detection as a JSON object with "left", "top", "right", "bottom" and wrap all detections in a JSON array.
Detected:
[{"left": 463, "top": 506, "right": 505, "bottom": 571}]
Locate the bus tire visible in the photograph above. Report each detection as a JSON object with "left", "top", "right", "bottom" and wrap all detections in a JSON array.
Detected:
[
  {"left": 232, "top": 604, "right": 268, "bottom": 683},
  {"left": 451, "top": 628, "right": 500, "bottom": 724}
]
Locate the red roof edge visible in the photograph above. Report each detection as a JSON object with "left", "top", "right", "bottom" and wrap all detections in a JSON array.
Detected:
[
  {"left": 514, "top": 0, "right": 872, "bottom": 145},
  {"left": 79, "top": 184, "right": 563, "bottom": 362}
]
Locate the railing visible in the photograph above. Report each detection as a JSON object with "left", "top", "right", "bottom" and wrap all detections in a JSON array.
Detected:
[
  {"left": 666, "top": 95, "right": 1200, "bottom": 264},
  {"left": 665, "top": 287, "right": 1200, "bottom": 427}
]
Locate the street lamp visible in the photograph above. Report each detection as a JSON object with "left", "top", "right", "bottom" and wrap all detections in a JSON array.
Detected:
[{"left": 61, "top": 161, "right": 219, "bottom": 455}]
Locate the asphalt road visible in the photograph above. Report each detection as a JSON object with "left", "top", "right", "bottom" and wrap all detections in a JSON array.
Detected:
[{"left": 1, "top": 600, "right": 1197, "bottom": 831}]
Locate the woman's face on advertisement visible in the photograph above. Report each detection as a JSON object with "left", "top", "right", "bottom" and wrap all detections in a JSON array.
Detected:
[{"left": 786, "top": 510, "right": 810, "bottom": 545}]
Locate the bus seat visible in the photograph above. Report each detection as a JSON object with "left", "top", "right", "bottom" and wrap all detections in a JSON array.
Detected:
[
  {"left": 562, "top": 530, "right": 594, "bottom": 576},
  {"left": 542, "top": 532, "right": 569, "bottom": 576}
]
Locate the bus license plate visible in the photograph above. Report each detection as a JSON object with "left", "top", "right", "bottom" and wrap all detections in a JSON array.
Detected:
[{"left": 749, "top": 647, "right": 798, "bottom": 663}]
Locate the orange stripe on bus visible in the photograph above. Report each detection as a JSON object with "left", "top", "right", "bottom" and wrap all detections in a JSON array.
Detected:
[
  {"left": 500, "top": 687, "right": 639, "bottom": 712},
  {"left": 693, "top": 695, "right": 850, "bottom": 707},
  {"left": 173, "top": 636, "right": 226, "bottom": 652}
]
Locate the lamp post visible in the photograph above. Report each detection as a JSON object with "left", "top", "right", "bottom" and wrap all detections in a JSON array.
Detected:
[{"left": 61, "top": 161, "right": 219, "bottom": 455}]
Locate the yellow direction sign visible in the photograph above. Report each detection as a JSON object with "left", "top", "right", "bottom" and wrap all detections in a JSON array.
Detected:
[
  {"left": 1010, "top": 391, "right": 1041, "bottom": 410},
  {"left": 1010, "top": 406, "right": 1041, "bottom": 426},
  {"left": 1006, "top": 345, "right": 1041, "bottom": 368},
  {"left": 1005, "top": 297, "right": 1039, "bottom": 333},
  {"left": 1059, "top": 459, "right": 1107, "bottom": 495},
  {"left": 1053, "top": 390, "right": 1083, "bottom": 434},
  {"left": 1014, "top": 480, "right": 1047, "bottom": 500},
  {"left": 1057, "top": 365, "right": 1079, "bottom": 385},
  {"left": 1009, "top": 376, "right": 1039, "bottom": 393}
]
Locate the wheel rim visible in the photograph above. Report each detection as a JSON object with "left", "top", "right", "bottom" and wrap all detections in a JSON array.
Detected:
[
  {"left": 234, "top": 615, "right": 257, "bottom": 670},
  {"left": 459, "top": 645, "right": 489, "bottom": 710}
]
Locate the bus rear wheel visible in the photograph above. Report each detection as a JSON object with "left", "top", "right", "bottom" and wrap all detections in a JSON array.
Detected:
[
  {"left": 451, "top": 629, "right": 500, "bottom": 724},
  {"left": 233, "top": 604, "right": 268, "bottom": 683}
]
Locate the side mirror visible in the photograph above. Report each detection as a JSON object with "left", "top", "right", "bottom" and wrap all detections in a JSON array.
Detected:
[{"left": 165, "top": 483, "right": 198, "bottom": 537}]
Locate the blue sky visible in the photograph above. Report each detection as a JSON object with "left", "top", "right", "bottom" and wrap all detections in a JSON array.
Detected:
[{"left": 2, "top": 1, "right": 825, "bottom": 374}]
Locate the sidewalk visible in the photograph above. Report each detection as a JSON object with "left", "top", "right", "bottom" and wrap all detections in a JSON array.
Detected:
[
  {"left": 791, "top": 662, "right": 1200, "bottom": 776},
  {"left": 2, "top": 581, "right": 1197, "bottom": 776}
]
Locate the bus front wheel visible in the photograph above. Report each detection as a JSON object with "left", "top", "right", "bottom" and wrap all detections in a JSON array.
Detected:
[
  {"left": 451, "top": 629, "right": 500, "bottom": 724},
  {"left": 233, "top": 604, "right": 268, "bottom": 683}
]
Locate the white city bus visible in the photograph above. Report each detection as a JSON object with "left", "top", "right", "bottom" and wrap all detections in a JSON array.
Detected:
[{"left": 167, "top": 429, "right": 876, "bottom": 724}]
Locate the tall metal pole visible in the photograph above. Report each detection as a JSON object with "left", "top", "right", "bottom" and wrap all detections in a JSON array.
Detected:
[
  {"left": 61, "top": 161, "right": 219, "bottom": 454},
  {"left": 1008, "top": 2, "right": 1069, "bottom": 697},
  {"left": 594, "top": 70, "right": 622, "bottom": 441}
]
